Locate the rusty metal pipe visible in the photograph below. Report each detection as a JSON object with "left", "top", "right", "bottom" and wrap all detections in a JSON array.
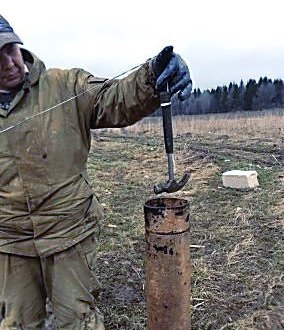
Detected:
[{"left": 144, "top": 197, "right": 191, "bottom": 330}]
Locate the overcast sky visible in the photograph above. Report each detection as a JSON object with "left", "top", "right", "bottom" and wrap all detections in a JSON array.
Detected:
[{"left": 2, "top": 0, "right": 284, "bottom": 91}]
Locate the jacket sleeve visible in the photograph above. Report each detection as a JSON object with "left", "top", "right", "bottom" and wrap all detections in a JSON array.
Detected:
[{"left": 88, "top": 61, "right": 160, "bottom": 129}]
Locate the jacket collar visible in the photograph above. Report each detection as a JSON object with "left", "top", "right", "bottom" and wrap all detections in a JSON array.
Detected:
[{"left": 21, "top": 48, "right": 46, "bottom": 89}]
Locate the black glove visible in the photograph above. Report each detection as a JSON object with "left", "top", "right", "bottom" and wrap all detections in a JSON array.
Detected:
[{"left": 151, "top": 46, "right": 192, "bottom": 101}]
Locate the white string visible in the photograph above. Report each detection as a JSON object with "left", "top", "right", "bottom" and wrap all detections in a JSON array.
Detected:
[{"left": 0, "top": 63, "right": 143, "bottom": 135}]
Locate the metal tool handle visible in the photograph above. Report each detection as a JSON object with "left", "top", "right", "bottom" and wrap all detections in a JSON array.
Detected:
[
  {"left": 160, "top": 90, "right": 173, "bottom": 155},
  {"left": 154, "top": 88, "right": 190, "bottom": 194}
]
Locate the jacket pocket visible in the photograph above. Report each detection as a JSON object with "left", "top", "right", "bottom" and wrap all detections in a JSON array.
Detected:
[
  {"left": 77, "top": 235, "right": 102, "bottom": 296},
  {"left": 79, "top": 234, "right": 97, "bottom": 271}
]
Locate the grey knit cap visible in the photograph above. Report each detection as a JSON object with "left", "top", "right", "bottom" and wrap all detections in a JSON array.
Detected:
[{"left": 0, "top": 15, "right": 23, "bottom": 49}]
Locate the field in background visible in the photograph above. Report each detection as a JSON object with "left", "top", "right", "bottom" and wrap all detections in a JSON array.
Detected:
[
  {"left": 100, "top": 109, "right": 284, "bottom": 139},
  {"left": 88, "top": 109, "right": 283, "bottom": 329}
]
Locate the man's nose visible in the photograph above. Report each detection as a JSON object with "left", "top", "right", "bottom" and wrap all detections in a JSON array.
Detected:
[{"left": 1, "top": 54, "right": 14, "bottom": 69}]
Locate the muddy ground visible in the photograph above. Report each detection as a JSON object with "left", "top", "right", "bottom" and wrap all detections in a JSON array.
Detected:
[
  {"left": 84, "top": 127, "right": 283, "bottom": 330},
  {"left": 11, "top": 116, "right": 281, "bottom": 330}
]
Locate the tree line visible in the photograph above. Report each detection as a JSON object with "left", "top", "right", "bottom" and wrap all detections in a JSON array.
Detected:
[{"left": 153, "top": 77, "right": 284, "bottom": 116}]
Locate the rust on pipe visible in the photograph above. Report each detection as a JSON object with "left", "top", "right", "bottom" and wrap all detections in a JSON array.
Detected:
[{"left": 144, "top": 197, "right": 191, "bottom": 330}]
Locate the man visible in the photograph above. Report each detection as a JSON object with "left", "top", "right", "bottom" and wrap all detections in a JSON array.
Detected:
[{"left": 0, "top": 15, "right": 192, "bottom": 329}]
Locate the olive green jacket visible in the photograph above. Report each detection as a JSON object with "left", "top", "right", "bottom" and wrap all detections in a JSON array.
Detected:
[{"left": 0, "top": 49, "right": 159, "bottom": 257}]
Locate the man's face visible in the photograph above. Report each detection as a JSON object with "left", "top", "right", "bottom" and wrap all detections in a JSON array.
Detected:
[{"left": 0, "top": 43, "right": 25, "bottom": 91}]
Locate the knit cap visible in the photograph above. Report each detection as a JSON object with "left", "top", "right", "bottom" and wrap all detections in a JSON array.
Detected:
[{"left": 0, "top": 15, "right": 23, "bottom": 49}]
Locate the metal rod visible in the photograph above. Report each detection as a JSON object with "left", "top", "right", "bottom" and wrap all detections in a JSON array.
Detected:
[
  {"left": 167, "top": 153, "right": 175, "bottom": 180},
  {"left": 144, "top": 197, "right": 191, "bottom": 330}
]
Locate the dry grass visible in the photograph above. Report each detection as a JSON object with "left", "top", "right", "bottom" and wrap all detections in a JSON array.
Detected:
[
  {"left": 88, "top": 109, "right": 283, "bottom": 329},
  {"left": 102, "top": 109, "right": 284, "bottom": 140}
]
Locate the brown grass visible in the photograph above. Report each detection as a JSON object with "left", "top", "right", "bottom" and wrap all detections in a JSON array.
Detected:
[
  {"left": 89, "top": 109, "right": 283, "bottom": 329},
  {"left": 102, "top": 109, "right": 284, "bottom": 140}
]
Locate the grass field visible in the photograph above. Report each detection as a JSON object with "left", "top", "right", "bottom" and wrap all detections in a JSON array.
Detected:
[{"left": 88, "top": 109, "right": 283, "bottom": 329}]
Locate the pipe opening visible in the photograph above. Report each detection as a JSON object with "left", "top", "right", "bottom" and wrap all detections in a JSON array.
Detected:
[
  {"left": 144, "top": 197, "right": 188, "bottom": 211},
  {"left": 144, "top": 197, "right": 190, "bottom": 234}
]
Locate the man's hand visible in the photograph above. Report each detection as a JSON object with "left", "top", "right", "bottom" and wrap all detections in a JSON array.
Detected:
[{"left": 151, "top": 46, "right": 192, "bottom": 101}]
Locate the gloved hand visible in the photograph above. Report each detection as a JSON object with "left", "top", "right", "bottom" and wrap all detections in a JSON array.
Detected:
[{"left": 151, "top": 46, "right": 192, "bottom": 101}]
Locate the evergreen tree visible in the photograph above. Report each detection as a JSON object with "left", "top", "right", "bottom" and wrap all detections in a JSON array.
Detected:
[
  {"left": 274, "top": 79, "right": 284, "bottom": 107},
  {"left": 244, "top": 79, "right": 257, "bottom": 110},
  {"left": 220, "top": 86, "right": 229, "bottom": 112},
  {"left": 231, "top": 83, "right": 241, "bottom": 111}
]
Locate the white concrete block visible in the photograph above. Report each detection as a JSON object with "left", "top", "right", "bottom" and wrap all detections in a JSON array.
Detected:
[{"left": 222, "top": 170, "right": 259, "bottom": 189}]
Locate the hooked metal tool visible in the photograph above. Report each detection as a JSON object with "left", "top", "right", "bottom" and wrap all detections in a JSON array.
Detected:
[{"left": 154, "top": 89, "right": 189, "bottom": 194}]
